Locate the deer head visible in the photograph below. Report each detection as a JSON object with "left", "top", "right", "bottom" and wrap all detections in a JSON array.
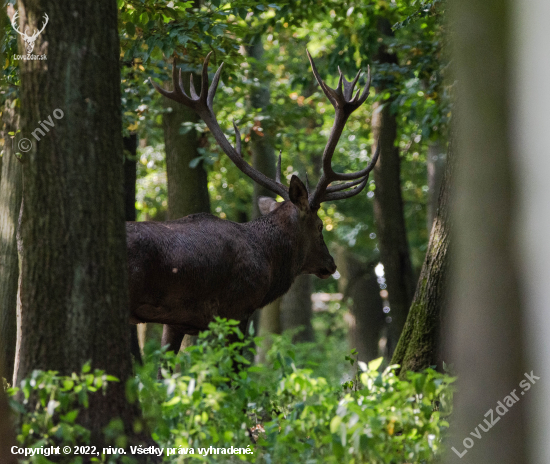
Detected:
[
  {"left": 11, "top": 11, "right": 48, "bottom": 54},
  {"left": 150, "top": 51, "right": 379, "bottom": 279}
]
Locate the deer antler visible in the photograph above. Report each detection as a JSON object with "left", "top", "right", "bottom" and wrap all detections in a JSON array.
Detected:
[
  {"left": 30, "top": 13, "right": 48, "bottom": 40},
  {"left": 11, "top": 11, "right": 26, "bottom": 37},
  {"left": 150, "top": 53, "right": 289, "bottom": 200},
  {"left": 306, "top": 50, "right": 380, "bottom": 209},
  {"left": 11, "top": 11, "right": 48, "bottom": 39}
]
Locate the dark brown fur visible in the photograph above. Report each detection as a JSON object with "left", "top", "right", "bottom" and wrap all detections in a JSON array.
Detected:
[{"left": 126, "top": 177, "right": 336, "bottom": 353}]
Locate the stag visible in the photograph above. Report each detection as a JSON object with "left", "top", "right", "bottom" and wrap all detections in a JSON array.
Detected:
[
  {"left": 127, "top": 51, "right": 379, "bottom": 357},
  {"left": 11, "top": 11, "right": 49, "bottom": 54}
]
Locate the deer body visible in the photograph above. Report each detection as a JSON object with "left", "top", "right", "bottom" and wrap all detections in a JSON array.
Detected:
[
  {"left": 128, "top": 206, "right": 314, "bottom": 331},
  {"left": 140, "top": 50, "right": 379, "bottom": 356}
]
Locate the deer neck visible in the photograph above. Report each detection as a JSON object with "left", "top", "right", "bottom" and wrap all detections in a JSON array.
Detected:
[{"left": 245, "top": 203, "right": 306, "bottom": 304}]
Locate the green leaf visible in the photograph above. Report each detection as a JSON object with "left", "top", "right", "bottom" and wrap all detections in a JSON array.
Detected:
[
  {"left": 330, "top": 415, "right": 342, "bottom": 434},
  {"left": 126, "top": 21, "right": 136, "bottom": 37},
  {"left": 368, "top": 357, "right": 383, "bottom": 372}
]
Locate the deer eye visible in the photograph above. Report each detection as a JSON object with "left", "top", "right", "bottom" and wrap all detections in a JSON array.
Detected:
[{"left": 318, "top": 225, "right": 323, "bottom": 232}]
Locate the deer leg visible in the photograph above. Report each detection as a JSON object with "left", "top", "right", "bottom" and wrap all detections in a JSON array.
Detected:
[{"left": 158, "top": 324, "right": 186, "bottom": 379}]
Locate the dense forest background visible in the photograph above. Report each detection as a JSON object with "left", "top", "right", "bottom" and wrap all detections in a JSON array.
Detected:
[{"left": 0, "top": 0, "right": 548, "bottom": 463}]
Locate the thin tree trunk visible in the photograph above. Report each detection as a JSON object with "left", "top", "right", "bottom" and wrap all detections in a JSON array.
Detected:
[
  {"left": 123, "top": 134, "right": 142, "bottom": 362},
  {"left": 372, "top": 102, "right": 415, "bottom": 355},
  {"left": 162, "top": 66, "right": 210, "bottom": 352},
  {"left": 446, "top": 0, "right": 526, "bottom": 462},
  {"left": 280, "top": 274, "right": 314, "bottom": 343},
  {"left": 16, "top": 0, "right": 149, "bottom": 451},
  {"left": 163, "top": 73, "right": 210, "bottom": 220},
  {"left": 334, "top": 245, "right": 384, "bottom": 362},
  {"left": 0, "top": 101, "right": 22, "bottom": 383},
  {"left": 371, "top": 18, "right": 416, "bottom": 357},
  {"left": 246, "top": 37, "right": 282, "bottom": 342},
  {"left": 426, "top": 139, "right": 446, "bottom": 231},
  {"left": 391, "top": 136, "right": 453, "bottom": 375}
]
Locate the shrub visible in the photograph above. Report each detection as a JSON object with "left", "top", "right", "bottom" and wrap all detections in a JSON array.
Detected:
[{"left": 6, "top": 318, "right": 454, "bottom": 463}]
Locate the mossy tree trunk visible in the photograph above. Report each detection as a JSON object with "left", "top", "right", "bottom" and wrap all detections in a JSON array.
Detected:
[
  {"left": 0, "top": 100, "right": 22, "bottom": 383},
  {"left": 16, "top": 0, "right": 149, "bottom": 451},
  {"left": 391, "top": 137, "right": 453, "bottom": 374}
]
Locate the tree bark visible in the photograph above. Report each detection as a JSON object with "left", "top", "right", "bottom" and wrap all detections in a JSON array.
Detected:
[
  {"left": 334, "top": 245, "right": 384, "bottom": 362},
  {"left": 123, "top": 134, "right": 142, "bottom": 362},
  {"left": 163, "top": 73, "right": 210, "bottom": 220},
  {"left": 16, "top": 0, "right": 148, "bottom": 451},
  {"left": 372, "top": 103, "right": 415, "bottom": 355},
  {"left": 371, "top": 18, "right": 416, "bottom": 357},
  {"left": 246, "top": 37, "right": 282, "bottom": 342},
  {"left": 391, "top": 136, "right": 453, "bottom": 375},
  {"left": 280, "top": 274, "right": 314, "bottom": 343},
  {"left": 162, "top": 71, "right": 210, "bottom": 352},
  {"left": 0, "top": 371, "right": 18, "bottom": 464},
  {"left": 446, "top": 0, "right": 526, "bottom": 462},
  {"left": 426, "top": 139, "right": 446, "bottom": 231},
  {"left": 0, "top": 100, "right": 22, "bottom": 383}
]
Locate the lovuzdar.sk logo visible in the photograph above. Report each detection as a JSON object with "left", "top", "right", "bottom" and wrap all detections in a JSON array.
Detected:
[{"left": 10, "top": 10, "right": 48, "bottom": 61}]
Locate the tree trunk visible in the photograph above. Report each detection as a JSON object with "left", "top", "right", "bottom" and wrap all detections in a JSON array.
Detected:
[
  {"left": 371, "top": 18, "right": 416, "bottom": 357},
  {"left": 372, "top": 102, "right": 415, "bottom": 355},
  {"left": 391, "top": 136, "right": 453, "bottom": 375},
  {"left": 426, "top": 139, "right": 446, "bottom": 231},
  {"left": 16, "top": 0, "right": 148, "bottom": 450},
  {"left": 446, "top": 0, "right": 526, "bottom": 462},
  {"left": 163, "top": 73, "right": 210, "bottom": 220},
  {"left": 0, "top": 371, "right": 18, "bottom": 464},
  {"left": 334, "top": 245, "right": 384, "bottom": 362},
  {"left": 280, "top": 274, "right": 314, "bottom": 343},
  {"left": 512, "top": 0, "right": 550, "bottom": 460},
  {"left": 162, "top": 66, "right": 210, "bottom": 352},
  {"left": 0, "top": 100, "right": 22, "bottom": 383},
  {"left": 246, "top": 37, "right": 282, "bottom": 342},
  {"left": 123, "top": 134, "right": 142, "bottom": 362}
]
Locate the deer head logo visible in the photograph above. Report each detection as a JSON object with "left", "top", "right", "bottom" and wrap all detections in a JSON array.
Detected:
[{"left": 11, "top": 11, "right": 49, "bottom": 55}]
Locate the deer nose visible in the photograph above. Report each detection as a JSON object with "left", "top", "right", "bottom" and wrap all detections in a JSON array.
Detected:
[{"left": 329, "top": 262, "right": 337, "bottom": 274}]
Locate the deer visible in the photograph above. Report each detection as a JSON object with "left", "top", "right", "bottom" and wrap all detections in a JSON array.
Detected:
[
  {"left": 11, "top": 11, "right": 49, "bottom": 55},
  {"left": 126, "top": 51, "right": 379, "bottom": 360}
]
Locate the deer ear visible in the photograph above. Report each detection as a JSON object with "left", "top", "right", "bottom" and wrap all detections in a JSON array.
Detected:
[
  {"left": 258, "top": 197, "right": 280, "bottom": 215},
  {"left": 289, "top": 175, "right": 309, "bottom": 212}
]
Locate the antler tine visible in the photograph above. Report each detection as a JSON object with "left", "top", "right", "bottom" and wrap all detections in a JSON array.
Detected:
[
  {"left": 305, "top": 172, "right": 310, "bottom": 194},
  {"left": 306, "top": 50, "right": 340, "bottom": 106},
  {"left": 322, "top": 174, "right": 370, "bottom": 202},
  {"left": 189, "top": 73, "right": 199, "bottom": 99},
  {"left": 276, "top": 151, "right": 282, "bottom": 183},
  {"left": 152, "top": 53, "right": 290, "bottom": 201},
  {"left": 356, "top": 65, "right": 371, "bottom": 105},
  {"left": 343, "top": 69, "right": 362, "bottom": 101},
  {"left": 199, "top": 51, "right": 213, "bottom": 105},
  {"left": 307, "top": 49, "right": 379, "bottom": 208},
  {"left": 11, "top": 11, "right": 23, "bottom": 35},
  {"left": 33, "top": 12, "right": 48, "bottom": 38},
  {"left": 325, "top": 176, "right": 366, "bottom": 193},
  {"left": 207, "top": 61, "right": 224, "bottom": 111},
  {"left": 232, "top": 120, "right": 242, "bottom": 156},
  {"left": 331, "top": 140, "right": 380, "bottom": 181}
]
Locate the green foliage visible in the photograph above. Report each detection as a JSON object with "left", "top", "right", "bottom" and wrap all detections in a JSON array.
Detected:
[
  {"left": 8, "top": 319, "right": 454, "bottom": 463},
  {"left": 6, "top": 364, "right": 124, "bottom": 463}
]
